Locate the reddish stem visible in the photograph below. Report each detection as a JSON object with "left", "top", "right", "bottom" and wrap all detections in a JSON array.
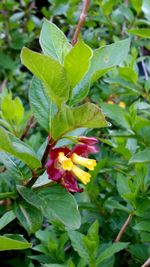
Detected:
[
  {"left": 115, "top": 214, "right": 132, "bottom": 242},
  {"left": 141, "top": 258, "right": 150, "bottom": 267},
  {"left": 71, "top": 0, "right": 90, "bottom": 46}
]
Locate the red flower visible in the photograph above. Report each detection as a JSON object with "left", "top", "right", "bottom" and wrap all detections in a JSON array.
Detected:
[{"left": 46, "top": 137, "right": 98, "bottom": 193}]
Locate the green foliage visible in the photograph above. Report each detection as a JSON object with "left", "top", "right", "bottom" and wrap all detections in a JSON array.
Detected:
[
  {"left": 0, "top": 235, "right": 32, "bottom": 251},
  {"left": 38, "top": 185, "right": 81, "bottom": 230},
  {"left": 0, "top": 0, "right": 150, "bottom": 266}
]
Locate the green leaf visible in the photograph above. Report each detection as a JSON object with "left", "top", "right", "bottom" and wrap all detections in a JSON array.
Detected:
[
  {"left": 0, "top": 192, "right": 16, "bottom": 200},
  {"left": 38, "top": 185, "right": 81, "bottom": 230},
  {"left": 13, "top": 97, "right": 24, "bottom": 126},
  {"left": 102, "top": 0, "right": 118, "bottom": 16},
  {"left": 0, "top": 127, "right": 41, "bottom": 169},
  {"left": 1, "top": 93, "right": 24, "bottom": 129},
  {"left": 96, "top": 242, "right": 129, "bottom": 265},
  {"left": 0, "top": 235, "right": 32, "bottom": 251},
  {"left": 100, "top": 103, "right": 131, "bottom": 130},
  {"left": 29, "top": 77, "right": 57, "bottom": 131},
  {"left": 71, "top": 39, "right": 130, "bottom": 105},
  {"left": 17, "top": 185, "right": 44, "bottom": 210},
  {"left": 142, "top": 0, "right": 150, "bottom": 22},
  {"left": 0, "top": 152, "right": 28, "bottom": 181},
  {"left": 128, "top": 28, "right": 150, "bottom": 38},
  {"left": 39, "top": 19, "right": 71, "bottom": 63},
  {"left": 87, "top": 220, "right": 99, "bottom": 248},
  {"left": 13, "top": 200, "right": 43, "bottom": 234},
  {"left": 134, "top": 221, "right": 150, "bottom": 232},
  {"left": 117, "top": 173, "right": 131, "bottom": 199},
  {"left": 64, "top": 40, "right": 92, "bottom": 90},
  {"left": 0, "top": 52, "right": 17, "bottom": 70},
  {"left": 68, "top": 230, "right": 89, "bottom": 260},
  {"left": 129, "top": 149, "right": 150, "bottom": 164},
  {"left": 21, "top": 47, "right": 69, "bottom": 107},
  {"left": 118, "top": 67, "right": 138, "bottom": 84},
  {"left": 0, "top": 211, "right": 16, "bottom": 230},
  {"left": 87, "top": 38, "right": 131, "bottom": 83},
  {"left": 52, "top": 103, "right": 109, "bottom": 140},
  {"left": 128, "top": 244, "right": 149, "bottom": 261},
  {"left": 131, "top": 0, "right": 142, "bottom": 13}
]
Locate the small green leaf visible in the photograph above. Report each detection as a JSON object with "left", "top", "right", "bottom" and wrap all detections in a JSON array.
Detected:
[
  {"left": 68, "top": 230, "right": 89, "bottom": 260},
  {"left": 0, "top": 192, "right": 16, "bottom": 200},
  {"left": 119, "top": 67, "right": 138, "bottom": 84},
  {"left": 13, "top": 200, "right": 43, "bottom": 234},
  {"left": 0, "top": 211, "right": 16, "bottom": 230},
  {"left": 0, "top": 127, "right": 41, "bottom": 169},
  {"left": 29, "top": 77, "right": 57, "bottom": 131},
  {"left": 21, "top": 47, "right": 69, "bottom": 107},
  {"left": 129, "top": 149, "right": 150, "bottom": 164},
  {"left": 100, "top": 103, "right": 131, "bottom": 130},
  {"left": 13, "top": 97, "right": 24, "bottom": 126},
  {"left": 88, "top": 38, "right": 131, "bottom": 83},
  {"left": 96, "top": 242, "right": 129, "bottom": 265},
  {"left": 17, "top": 185, "right": 44, "bottom": 210},
  {"left": 87, "top": 220, "right": 99, "bottom": 248},
  {"left": 134, "top": 221, "right": 150, "bottom": 232},
  {"left": 52, "top": 103, "right": 108, "bottom": 140},
  {"left": 40, "top": 18, "right": 71, "bottom": 63},
  {"left": 38, "top": 185, "right": 81, "bottom": 230},
  {"left": 1, "top": 93, "right": 24, "bottom": 128},
  {"left": 128, "top": 28, "right": 150, "bottom": 38},
  {"left": 64, "top": 40, "right": 92, "bottom": 91},
  {"left": 71, "top": 38, "right": 130, "bottom": 104},
  {"left": 117, "top": 173, "right": 131, "bottom": 199},
  {"left": 0, "top": 235, "right": 32, "bottom": 251},
  {"left": 131, "top": 0, "right": 142, "bottom": 13},
  {"left": 102, "top": 0, "right": 118, "bottom": 16}
]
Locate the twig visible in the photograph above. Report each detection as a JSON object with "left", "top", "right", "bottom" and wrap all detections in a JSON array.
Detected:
[
  {"left": 71, "top": 0, "right": 90, "bottom": 46},
  {"left": 121, "top": 0, "right": 128, "bottom": 37},
  {"left": 115, "top": 214, "right": 132, "bottom": 242},
  {"left": 0, "top": 79, "right": 7, "bottom": 92},
  {"left": 141, "top": 257, "right": 150, "bottom": 267},
  {"left": 20, "top": 115, "right": 35, "bottom": 140}
]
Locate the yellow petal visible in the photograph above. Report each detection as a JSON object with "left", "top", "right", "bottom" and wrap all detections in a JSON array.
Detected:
[
  {"left": 71, "top": 153, "right": 96, "bottom": 170},
  {"left": 58, "top": 152, "right": 73, "bottom": 171},
  {"left": 71, "top": 165, "right": 91, "bottom": 185}
]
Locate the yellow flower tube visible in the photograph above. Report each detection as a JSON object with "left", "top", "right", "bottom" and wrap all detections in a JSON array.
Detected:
[
  {"left": 71, "top": 165, "right": 91, "bottom": 185},
  {"left": 71, "top": 153, "right": 96, "bottom": 170}
]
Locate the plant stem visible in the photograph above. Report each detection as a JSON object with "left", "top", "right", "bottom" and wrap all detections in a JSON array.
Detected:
[
  {"left": 141, "top": 257, "right": 150, "bottom": 267},
  {"left": 115, "top": 214, "right": 132, "bottom": 242},
  {"left": 20, "top": 115, "right": 35, "bottom": 140},
  {"left": 71, "top": 0, "right": 90, "bottom": 46}
]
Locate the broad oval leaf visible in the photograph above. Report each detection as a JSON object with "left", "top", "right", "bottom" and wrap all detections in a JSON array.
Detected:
[
  {"left": 96, "top": 242, "right": 129, "bottom": 265},
  {"left": 0, "top": 211, "right": 16, "bottom": 230},
  {"left": 51, "top": 103, "right": 109, "bottom": 140},
  {"left": 13, "top": 200, "right": 43, "bottom": 234},
  {"left": 29, "top": 77, "right": 57, "bottom": 131},
  {"left": 70, "top": 38, "right": 131, "bottom": 105},
  {"left": 129, "top": 149, "right": 150, "bottom": 164},
  {"left": 21, "top": 47, "right": 69, "bottom": 107},
  {"left": 128, "top": 28, "right": 150, "bottom": 38},
  {"left": 39, "top": 18, "right": 71, "bottom": 63},
  {"left": 0, "top": 235, "right": 32, "bottom": 251},
  {"left": 64, "top": 40, "right": 92, "bottom": 91},
  {"left": 0, "top": 127, "right": 41, "bottom": 169},
  {"left": 38, "top": 185, "right": 81, "bottom": 230}
]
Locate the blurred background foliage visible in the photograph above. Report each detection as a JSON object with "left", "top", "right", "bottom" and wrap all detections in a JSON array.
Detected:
[{"left": 0, "top": 0, "right": 150, "bottom": 266}]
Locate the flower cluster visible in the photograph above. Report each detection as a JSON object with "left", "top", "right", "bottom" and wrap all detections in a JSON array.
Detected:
[{"left": 46, "top": 137, "right": 98, "bottom": 192}]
